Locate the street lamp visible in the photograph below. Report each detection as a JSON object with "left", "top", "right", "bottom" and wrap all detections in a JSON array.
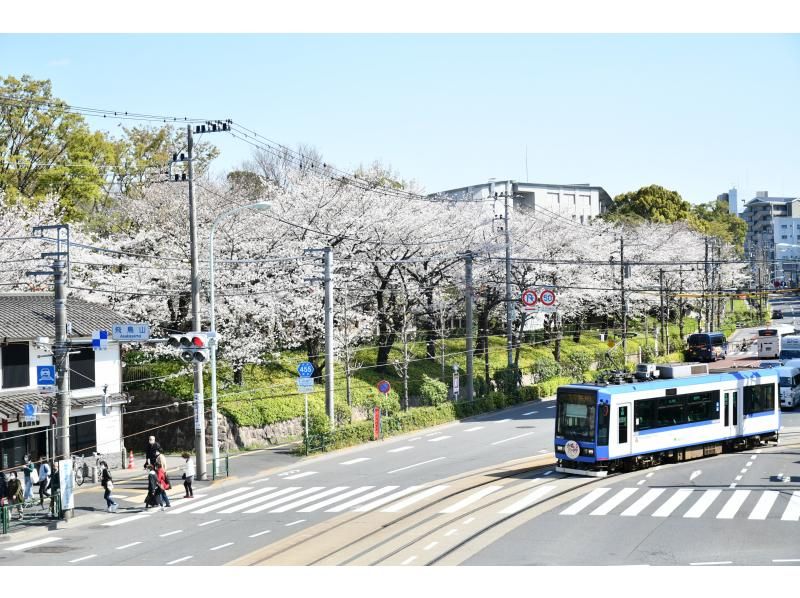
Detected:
[{"left": 208, "top": 201, "right": 270, "bottom": 475}]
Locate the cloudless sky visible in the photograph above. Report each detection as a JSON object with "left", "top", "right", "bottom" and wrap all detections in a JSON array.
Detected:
[{"left": 1, "top": 34, "right": 799, "bottom": 207}]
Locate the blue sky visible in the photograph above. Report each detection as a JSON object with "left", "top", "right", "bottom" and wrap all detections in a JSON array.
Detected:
[{"left": 1, "top": 34, "right": 799, "bottom": 207}]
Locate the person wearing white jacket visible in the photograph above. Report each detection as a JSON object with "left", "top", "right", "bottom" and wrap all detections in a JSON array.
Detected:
[{"left": 181, "top": 452, "right": 195, "bottom": 498}]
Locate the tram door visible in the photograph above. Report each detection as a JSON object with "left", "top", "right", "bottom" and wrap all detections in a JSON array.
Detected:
[
  {"left": 617, "top": 403, "right": 632, "bottom": 456},
  {"left": 723, "top": 391, "right": 739, "bottom": 438}
]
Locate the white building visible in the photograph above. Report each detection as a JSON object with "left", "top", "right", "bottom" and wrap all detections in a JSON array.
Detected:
[
  {"left": 429, "top": 180, "right": 612, "bottom": 224},
  {"left": 717, "top": 187, "right": 739, "bottom": 215},
  {"left": 0, "top": 294, "right": 129, "bottom": 470},
  {"left": 741, "top": 192, "right": 800, "bottom": 284}
]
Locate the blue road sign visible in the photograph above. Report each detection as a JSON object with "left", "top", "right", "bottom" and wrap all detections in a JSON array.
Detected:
[
  {"left": 297, "top": 361, "right": 314, "bottom": 377},
  {"left": 23, "top": 403, "right": 35, "bottom": 418},
  {"left": 36, "top": 365, "right": 56, "bottom": 386},
  {"left": 377, "top": 380, "right": 391, "bottom": 394}
]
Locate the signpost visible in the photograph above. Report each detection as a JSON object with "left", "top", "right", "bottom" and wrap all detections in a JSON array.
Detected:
[
  {"left": 37, "top": 365, "right": 56, "bottom": 387},
  {"left": 520, "top": 287, "right": 557, "bottom": 313},
  {"left": 377, "top": 380, "right": 391, "bottom": 395},
  {"left": 23, "top": 403, "right": 36, "bottom": 424},
  {"left": 112, "top": 323, "right": 151, "bottom": 342},
  {"left": 373, "top": 407, "right": 381, "bottom": 440},
  {"left": 92, "top": 330, "right": 109, "bottom": 351},
  {"left": 297, "top": 362, "right": 315, "bottom": 451}
]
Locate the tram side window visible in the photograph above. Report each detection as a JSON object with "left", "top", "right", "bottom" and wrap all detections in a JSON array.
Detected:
[
  {"left": 743, "top": 384, "right": 775, "bottom": 415},
  {"left": 597, "top": 403, "right": 610, "bottom": 446},
  {"left": 657, "top": 396, "right": 685, "bottom": 427},
  {"left": 634, "top": 390, "right": 720, "bottom": 431},
  {"left": 685, "top": 392, "right": 720, "bottom": 422}
]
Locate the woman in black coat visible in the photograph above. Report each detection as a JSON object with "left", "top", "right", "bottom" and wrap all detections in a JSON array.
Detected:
[{"left": 145, "top": 465, "right": 161, "bottom": 509}]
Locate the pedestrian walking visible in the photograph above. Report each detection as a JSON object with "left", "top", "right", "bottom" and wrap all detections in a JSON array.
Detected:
[
  {"left": 7, "top": 472, "right": 24, "bottom": 520},
  {"left": 145, "top": 436, "right": 162, "bottom": 468},
  {"left": 22, "top": 455, "right": 35, "bottom": 502},
  {"left": 154, "top": 450, "right": 167, "bottom": 471},
  {"left": 100, "top": 461, "right": 118, "bottom": 513},
  {"left": 48, "top": 462, "right": 60, "bottom": 518},
  {"left": 38, "top": 459, "right": 51, "bottom": 508},
  {"left": 145, "top": 465, "right": 161, "bottom": 510},
  {"left": 0, "top": 471, "right": 7, "bottom": 508},
  {"left": 155, "top": 463, "right": 171, "bottom": 510},
  {"left": 181, "top": 452, "right": 194, "bottom": 498}
]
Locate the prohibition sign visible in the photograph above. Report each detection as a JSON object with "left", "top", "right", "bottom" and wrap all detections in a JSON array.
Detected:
[
  {"left": 540, "top": 289, "right": 556, "bottom": 306},
  {"left": 521, "top": 289, "right": 538, "bottom": 307}
]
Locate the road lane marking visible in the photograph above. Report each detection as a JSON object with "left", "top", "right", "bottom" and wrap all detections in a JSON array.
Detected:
[
  {"left": 425, "top": 432, "right": 440, "bottom": 437},
  {"left": 382, "top": 486, "right": 450, "bottom": 512},
  {"left": 729, "top": 483, "right": 737, "bottom": 489},
  {"left": 198, "top": 519, "right": 220, "bottom": 527},
  {"left": 116, "top": 542, "right": 142, "bottom": 550},
  {"left": 299, "top": 486, "right": 376, "bottom": 512},
  {"left": 169, "top": 487, "right": 254, "bottom": 514},
  {"left": 621, "top": 489, "right": 665, "bottom": 517},
  {"left": 440, "top": 486, "right": 503, "bottom": 513},
  {"left": 652, "top": 489, "right": 693, "bottom": 517},
  {"left": 253, "top": 477, "right": 272, "bottom": 483},
  {"left": 340, "top": 457, "right": 370, "bottom": 465},
  {"left": 495, "top": 419, "right": 510, "bottom": 424},
  {"left": 690, "top": 561, "right": 731, "bottom": 566},
  {"left": 210, "top": 542, "right": 234, "bottom": 551},
  {"left": 285, "top": 519, "right": 305, "bottom": 527},
  {"left": 387, "top": 457, "right": 445, "bottom": 474},
  {"left": 167, "top": 556, "right": 193, "bottom": 565},
  {"left": 354, "top": 487, "right": 423, "bottom": 512},
  {"left": 591, "top": 488, "right": 638, "bottom": 515},
  {"left": 646, "top": 473, "right": 654, "bottom": 478},
  {"left": 684, "top": 490, "right": 722, "bottom": 518},
  {"left": 244, "top": 488, "right": 324, "bottom": 514},
  {"left": 491, "top": 432, "right": 534, "bottom": 446},
  {"left": 537, "top": 449, "right": 549, "bottom": 454},
  {"left": 191, "top": 487, "right": 278, "bottom": 514},
  {"left": 271, "top": 487, "right": 350, "bottom": 513},
  {"left": 159, "top": 530, "right": 183, "bottom": 538},
  {"left": 746, "top": 461, "right": 753, "bottom": 467},
  {"left": 560, "top": 488, "right": 612, "bottom": 515},
  {"left": 462, "top": 517, "right": 475, "bottom": 524},
  {"left": 444, "top": 529, "right": 458, "bottom": 537},
  {"left": 402, "top": 556, "right": 417, "bottom": 565},
  {"left": 717, "top": 490, "right": 751, "bottom": 519},
  {"left": 249, "top": 530, "right": 271, "bottom": 538},
  {"left": 409, "top": 437, "right": 422, "bottom": 441},
  {"left": 543, "top": 470, "right": 553, "bottom": 476},
  {"left": 284, "top": 471, "right": 317, "bottom": 480},
  {"left": 689, "top": 470, "right": 701, "bottom": 481},
  {"left": 740, "top": 469, "right": 748, "bottom": 474},
  {"left": 69, "top": 554, "right": 97, "bottom": 563},
  {"left": 751, "top": 455, "right": 758, "bottom": 460},
  {"left": 463, "top": 426, "right": 484, "bottom": 432},
  {"left": 102, "top": 513, "right": 151, "bottom": 527},
  {"left": 780, "top": 491, "right": 800, "bottom": 521},
  {"left": 326, "top": 487, "right": 400, "bottom": 512},
  {"left": 749, "top": 491, "right": 779, "bottom": 520},
  {"left": 547, "top": 406, "right": 556, "bottom": 409},
  {"left": 388, "top": 446, "right": 413, "bottom": 453},
  {"left": 522, "top": 411, "right": 537, "bottom": 415},
  {"left": 424, "top": 542, "right": 438, "bottom": 551},
  {"left": 428, "top": 436, "right": 451, "bottom": 442},
  {"left": 637, "top": 480, "right": 646, "bottom": 486},
  {"left": 500, "top": 484, "right": 557, "bottom": 514},
  {"left": 5, "top": 537, "right": 61, "bottom": 551},
  {"left": 773, "top": 559, "right": 800, "bottom": 563},
  {"left": 218, "top": 487, "right": 301, "bottom": 514}
]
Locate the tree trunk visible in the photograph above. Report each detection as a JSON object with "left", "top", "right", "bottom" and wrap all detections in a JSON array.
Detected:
[
  {"left": 233, "top": 367, "right": 244, "bottom": 386},
  {"left": 514, "top": 311, "right": 528, "bottom": 367}
]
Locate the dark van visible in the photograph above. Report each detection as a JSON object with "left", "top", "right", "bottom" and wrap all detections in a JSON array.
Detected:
[{"left": 686, "top": 332, "right": 728, "bottom": 362}]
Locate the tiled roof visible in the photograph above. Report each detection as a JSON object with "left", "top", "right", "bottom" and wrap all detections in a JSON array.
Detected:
[
  {"left": 0, "top": 294, "right": 129, "bottom": 340},
  {"left": 0, "top": 389, "right": 129, "bottom": 419}
]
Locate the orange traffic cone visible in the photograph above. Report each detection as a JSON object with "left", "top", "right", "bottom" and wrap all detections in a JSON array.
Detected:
[{"left": 128, "top": 450, "right": 135, "bottom": 470}]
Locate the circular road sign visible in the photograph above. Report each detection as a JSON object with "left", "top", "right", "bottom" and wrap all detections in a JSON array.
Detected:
[
  {"left": 540, "top": 289, "right": 556, "bottom": 306},
  {"left": 377, "top": 380, "right": 391, "bottom": 395},
  {"left": 521, "top": 289, "right": 538, "bottom": 307},
  {"left": 297, "top": 361, "right": 314, "bottom": 377}
]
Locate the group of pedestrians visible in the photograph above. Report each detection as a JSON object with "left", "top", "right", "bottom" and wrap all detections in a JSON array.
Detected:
[
  {"left": 142, "top": 436, "right": 195, "bottom": 512},
  {"left": 0, "top": 455, "right": 61, "bottom": 520}
]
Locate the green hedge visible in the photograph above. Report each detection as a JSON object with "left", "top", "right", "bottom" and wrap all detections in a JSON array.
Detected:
[
  {"left": 418, "top": 374, "right": 449, "bottom": 406},
  {"left": 526, "top": 376, "right": 572, "bottom": 400}
]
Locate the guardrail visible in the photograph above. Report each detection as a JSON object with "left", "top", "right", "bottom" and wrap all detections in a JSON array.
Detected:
[{"left": 0, "top": 491, "right": 63, "bottom": 535}]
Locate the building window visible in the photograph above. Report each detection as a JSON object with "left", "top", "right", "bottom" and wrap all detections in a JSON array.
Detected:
[
  {"left": 1, "top": 342, "right": 29, "bottom": 389},
  {"left": 547, "top": 192, "right": 559, "bottom": 208},
  {"left": 70, "top": 348, "right": 96, "bottom": 391},
  {"left": 564, "top": 193, "right": 575, "bottom": 206},
  {"left": 782, "top": 235, "right": 788, "bottom": 240},
  {"left": 69, "top": 414, "right": 96, "bottom": 454},
  {"left": 781, "top": 224, "right": 788, "bottom": 229}
]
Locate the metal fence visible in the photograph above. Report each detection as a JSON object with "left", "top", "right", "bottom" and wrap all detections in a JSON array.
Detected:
[{"left": 1, "top": 492, "right": 63, "bottom": 535}]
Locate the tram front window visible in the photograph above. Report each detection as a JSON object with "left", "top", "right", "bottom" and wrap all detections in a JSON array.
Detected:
[{"left": 556, "top": 389, "right": 597, "bottom": 442}]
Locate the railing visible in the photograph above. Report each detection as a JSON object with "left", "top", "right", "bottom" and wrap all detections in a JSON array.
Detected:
[
  {"left": 0, "top": 491, "right": 63, "bottom": 535},
  {"left": 211, "top": 453, "right": 230, "bottom": 480}
]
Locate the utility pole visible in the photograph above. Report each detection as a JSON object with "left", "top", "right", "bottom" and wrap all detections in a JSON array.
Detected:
[
  {"left": 659, "top": 268, "right": 665, "bottom": 356},
  {"left": 343, "top": 282, "right": 352, "bottom": 407},
  {"left": 323, "top": 247, "right": 334, "bottom": 428},
  {"left": 464, "top": 252, "right": 474, "bottom": 402},
  {"left": 186, "top": 125, "right": 207, "bottom": 481},
  {"left": 620, "top": 236, "right": 627, "bottom": 363},
  {"left": 504, "top": 181, "right": 514, "bottom": 368},
  {"left": 678, "top": 265, "right": 685, "bottom": 339},
  {"left": 704, "top": 237, "right": 710, "bottom": 332},
  {"left": 53, "top": 258, "right": 69, "bottom": 462}
]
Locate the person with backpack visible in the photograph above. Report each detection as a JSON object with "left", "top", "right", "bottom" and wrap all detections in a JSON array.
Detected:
[
  {"left": 38, "top": 459, "right": 51, "bottom": 508},
  {"left": 154, "top": 462, "right": 171, "bottom": 510},
  {"left": 22, "top": 455, "right": 36, "bottom": 501},
  {"left": 48, "top": 462, "right": 60, "bottom": 518},
  {"left": 7, "top": 472, "right": 24, "bottom": 520},
  {"left": 181, "top": 453, "right": 194, "bottom": 498},
  {"left": 100, "top": 461, "right": 118, "bottom": 513}
]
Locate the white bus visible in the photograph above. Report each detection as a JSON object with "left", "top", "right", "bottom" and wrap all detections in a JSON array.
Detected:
[
  {"left": 757, "top": 328, "right": 781, "bottom": 359},
  {"left": 779, "top": 335, "right": 800, "bottom": 360},
  {"left": 776, "top": 366, "right": 800, "bottom": 409}
]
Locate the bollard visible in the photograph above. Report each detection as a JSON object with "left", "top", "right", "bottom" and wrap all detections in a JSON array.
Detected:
[
  {"left": 225, "top": 453, "right": 229, "bottom": 477},
  {"left": 91, "top": 466, "right": 99, "bottom": 483},
  {"left": 1, "top": 504, "right": 8, "bottom": 534}
]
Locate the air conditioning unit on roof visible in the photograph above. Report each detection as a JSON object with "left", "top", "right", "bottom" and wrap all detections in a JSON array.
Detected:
[{"left": 656, "top": 363, "right": 709, "bottom": 379}]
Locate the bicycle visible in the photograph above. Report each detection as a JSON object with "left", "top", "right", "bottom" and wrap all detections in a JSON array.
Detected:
[{"left": 72, "top": 454, "right": 86, "bottom": 486}]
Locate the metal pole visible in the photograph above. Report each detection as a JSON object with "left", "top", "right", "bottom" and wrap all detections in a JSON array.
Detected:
[
  {"left": 343, "top": 283, "right": 351, "bottom": 407},
  {"left": 209, "top": 220, "right": 219, "bottom": 477},
  {"left": 323, "top": 247, "right": 335, "bottom": 428},
  {"left": 620, "top": 236, "right": 627, "bottom": 363},
  {"left": 187, "top": 125, "right": 207, "bottom": 481},
  {"left": 504, "top": 181, "right": 514, "bottom": 368},
  {"left": 465, "top": 252, "right": 474, "bottom": 402},
  {"left": 659, "top": 268, "right": 665, "bottom": 355},
  {"left": 304, "top": 393, "right": 309, "bottom": 455},
  {"left": 54, "top": 259, "right": 69, "bottom": 462},
  {"left": 704, "top": 237, "right": 710, "bottom": 332}
]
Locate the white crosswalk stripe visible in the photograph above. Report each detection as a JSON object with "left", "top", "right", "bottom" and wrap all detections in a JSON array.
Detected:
[
  {"left": 439, "top": 486, "right": 503, "bottom": 514},
  {"left": 560, "top": 488, "right": 612, "bottom": 516},
  {"left": 298, "top": 486, "right": 376, "bottom": 512},
  {"left": 683, "top": 490, "right": 722, "bottom": 519},
  {"left": 354, "top": 486, "right": 424, "bottom": 512},
  {"left": 218, "top": 487, "right": 301, "bottom": 514},
  {"left": 190, "top": 487, "right": 276, "bottom": 514},
  {"left": 781, "top": 491, "right": 800, "bottom": 521},
  {"left": 169, "top": 487, "right": 254, "bottom": 514},
  {"left": 499, "top": 484, "right": 556, "bottom": 514},
  {"left": 591, "top": 488, "right": 638, "bottom": 516},
  {"left": 270, "top": 487, "right": 350, "bottom": 513},
  {"left": 381, "top": 485, "right": 449, "bottom": 512},
  {"left": 748, "top": 491, "right": 779, "bottom": 520},
  {"left": 620, "top": 489, "right": 665, "bottom": 517},
  {"left": 716, "top": 490, "right": 751, "bottom": 519},
  {"left": 244, "top": 487, "right": 325, "bottom": 514},
  {"left": 326, "top": 486, "right": 400, "bottom": 512},
  {"left": 652, "top": 489, "right": 693, "bottom": 517}
]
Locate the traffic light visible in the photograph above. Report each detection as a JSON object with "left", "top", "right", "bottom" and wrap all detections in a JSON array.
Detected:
[{"left": 167, "top": 332, "right": 209, "bottom": 363}]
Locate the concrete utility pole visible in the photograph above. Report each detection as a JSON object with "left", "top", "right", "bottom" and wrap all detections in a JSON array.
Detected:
[
  {"left": 187, "top": 125, "right": 207, "bottom": 481},
  {"left": 323, "top": 247, "right": 335, "bottom": 428},
  {"left": 504, "top": 181, "right": 514, "bottom": 368},
  {"left": 659, "top": 268, "right": 666, "bottom": 356},
  {"left": 54, "top": 258, "right": 70, "bottom": 461},
  {"left": 464, "top": 252, "right": 474, "bottom": 402},
  {"left": 704, "top": 237, "right": 710, "bottom": 332},
  {"left": 620, "top": 236, "right": 627, "bottom": 363}
]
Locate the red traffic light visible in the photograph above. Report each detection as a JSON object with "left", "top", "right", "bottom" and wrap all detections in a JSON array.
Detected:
[{"left": 191, "top": 336, "right": 205, "bottom": 347}]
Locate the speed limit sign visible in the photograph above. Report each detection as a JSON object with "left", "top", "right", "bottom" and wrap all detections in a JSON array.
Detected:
[{"left": 540, "top": 289, "right": 556, "bottom": 306}]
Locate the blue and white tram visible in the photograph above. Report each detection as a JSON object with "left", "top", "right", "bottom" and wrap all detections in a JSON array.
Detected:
[{"left": 554, "top": 368, "right": 780, "bottom": 476}]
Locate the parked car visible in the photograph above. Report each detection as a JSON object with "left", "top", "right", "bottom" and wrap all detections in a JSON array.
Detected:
[{"left": 772, "top": 309, "right": 784, "bottom": 319}]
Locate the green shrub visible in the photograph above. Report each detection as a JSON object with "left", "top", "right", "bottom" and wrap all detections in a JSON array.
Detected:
[
  {"left": 560, "top": 347, "right": 593, "bottom": 380},
  {"left": 530, "top": 355, "right": 560, "bottom": 383},
  {"left": 419, "top": 374, "right": 448, "bottom": 406},
  {"left": 493, "top": 366, "right": 521, "bottom": 398},
  {"left": 528, "top": 376, "right": 571, "bottom": 399}
]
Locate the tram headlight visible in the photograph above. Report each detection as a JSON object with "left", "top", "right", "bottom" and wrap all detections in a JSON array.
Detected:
[
  {"left": 583, "top": 448, "right": 595, "bottom": 456},
  {"left": 555, "top": 444, "right": 564, "bottom": 453}
]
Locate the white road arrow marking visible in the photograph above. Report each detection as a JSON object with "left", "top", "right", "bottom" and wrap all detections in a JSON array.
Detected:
[{"left": 690, "top": 470, "right": 702, "bottom": 482}]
